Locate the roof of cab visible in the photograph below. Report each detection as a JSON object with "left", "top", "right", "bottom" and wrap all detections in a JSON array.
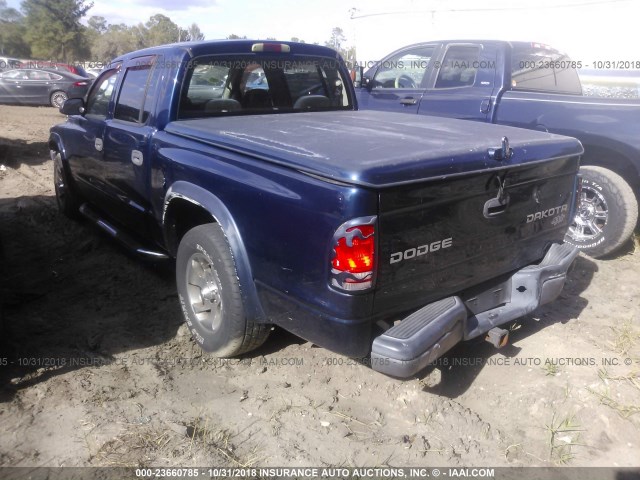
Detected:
[
  {"left": 387, "top": 39, "right": 563, "bottom": 53},
  {"left": 109, "top": 39, "right": 342, "bottom": 65}
]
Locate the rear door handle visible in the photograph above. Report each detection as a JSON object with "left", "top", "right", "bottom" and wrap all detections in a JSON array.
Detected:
[{"left": 399, "top": 97, "right": 417, "bottom": 106}]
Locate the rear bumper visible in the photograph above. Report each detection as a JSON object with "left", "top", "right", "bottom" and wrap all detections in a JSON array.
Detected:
[{"left": 371, "top": 242, "right": 578, "bottom": 377}]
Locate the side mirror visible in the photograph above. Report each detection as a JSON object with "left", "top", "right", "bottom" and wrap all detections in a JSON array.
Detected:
[
  {"left": 351, "top": 65, "right": 369, "bottom": 88},
  {"left": 362, "top": 75, "right": 372, "bottom": 91},
  {"left": 60, "top": 98, "right": 85, "bottom": 115}
]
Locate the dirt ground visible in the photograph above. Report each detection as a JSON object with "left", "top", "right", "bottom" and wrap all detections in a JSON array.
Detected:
[{"left": 0, "top": 104, "right": 639, "bottom": 471}]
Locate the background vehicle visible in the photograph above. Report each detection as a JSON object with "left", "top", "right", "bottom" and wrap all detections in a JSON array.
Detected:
[
  {"left": 50, "top": 40, "right": 582, "bottom": 377},
  {"left": 0, "top": 56, "right": 21, "bottom": 72},
  {"left": 19, "top": 60, "right": 91, "bottom": 78},
  {"left": 0, "top": 68, "right": 92, "bottom": 108},
  {"left": 85, "top": 67, "right": 104, "bottom": 78},
  {"left": 355, "top": 40, "right": 640, "bottom": 257}
]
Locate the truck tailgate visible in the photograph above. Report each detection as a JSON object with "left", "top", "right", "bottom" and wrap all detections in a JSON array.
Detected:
[{"left": 373, "top": 154, "right": 581, "bottom": 317}]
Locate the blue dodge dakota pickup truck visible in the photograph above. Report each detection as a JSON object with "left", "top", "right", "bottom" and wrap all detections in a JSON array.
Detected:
[
  {"left": 355, "top": 40, "right": 640, "bottom": 258},
  {"left": 50, "top": 40, "right": 582, "bottom": 377}
]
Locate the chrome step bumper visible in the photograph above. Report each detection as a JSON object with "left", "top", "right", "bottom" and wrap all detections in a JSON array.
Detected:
[{"left": 371, "top": 243, "right": 578, "bottom": 378}]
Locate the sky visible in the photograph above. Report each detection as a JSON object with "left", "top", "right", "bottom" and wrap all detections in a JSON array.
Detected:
[{"left": 7, "top": 0, "right": 640, "bottom": 67}]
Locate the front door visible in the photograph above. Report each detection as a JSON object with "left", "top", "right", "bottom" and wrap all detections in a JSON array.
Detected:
[
  {"left": 356, "top": 45, "right": 437, "bottom": 114},
  {"left": 66, "top": 68, "right": 119, "bottom": 201}
]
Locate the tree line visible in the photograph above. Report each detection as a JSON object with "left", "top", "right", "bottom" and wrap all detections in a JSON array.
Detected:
[
  {"left": 0, "top": 0, "right": 205, "bottom": 63},
  {"left": 0, "top": 0, "right": 355, "bottom": 65}
]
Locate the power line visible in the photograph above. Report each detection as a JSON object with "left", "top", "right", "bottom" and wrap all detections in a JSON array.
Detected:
[{"left": 350, "top": 0, "right": 633, "bottom": 19}]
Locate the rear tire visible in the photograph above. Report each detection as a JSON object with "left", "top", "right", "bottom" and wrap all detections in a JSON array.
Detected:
[
  {"left": 565, "top": 166, "right": 638, "bottom": 258},
  {"left": 176, "top": 223, "right": 270, "bottom": 356}
]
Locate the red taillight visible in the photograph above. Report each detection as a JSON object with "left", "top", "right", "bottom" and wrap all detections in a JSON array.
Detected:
[
  {"left": 73, "top": 81, "right": 89, "bottom": 86},
  {"left": 330, "top": 217, "right": 376, "bottom": 292},
  {"left": 332, "top": 225, "right": 374, "bottom": 272}
]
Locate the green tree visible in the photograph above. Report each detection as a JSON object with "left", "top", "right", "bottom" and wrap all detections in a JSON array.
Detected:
[
  {"left": 84, "top": 14, "right": 107, "bottom": 58},
  {"left": 325, "top": 27, "right": 346, "bottom": 51},
  {"left": 22, "top": 0, "right": 93, "bottom": 61},
  {"left": 145, "top": 13, "right": 180, "bottom": 46},
  {"left": 183, "top": 23, "right": 204, "bottom": 42},
  {"left": 227, "top": 34, "right": 247, "bottom": 39},
  {"left": 324, "top": 27, "right": 355, "bottom": 63},
  {"left": 90, "top": 23, "right": 143, "bottom": 61},
  {"left": 87, "top": 15, "right": 107, "bottom": 33},
  {"left": 0, "top": 0, "right": 30, "bottom": 57},
  {"left": 0, "top": 0, "right": 21, "bottom": 21}
]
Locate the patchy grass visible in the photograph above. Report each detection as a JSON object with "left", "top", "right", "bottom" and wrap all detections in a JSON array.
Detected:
[
  {"left": 543, "top": 413, "right": 585, "bottom": 465},
  {"left": 542, "top": 361, "right": 560, "bottom": 376},
  {"left": 185, "top": 416, "right": 265, "bottom": 467},
  {"left": 93, "top": 427, "right": 174, "bottom": 467},
  {"left": 588, "top": 320, "right": 640, "bottom": 419},
  {"left": 588, "top": 368, "right": 640, "bottom": 419},
  {"left": 587, "top": 385, "right": 640, "bottom": 419},
  {"left": 608, "top": 320, "right": 639, "bottom": 356},
  {"left": 91, "top": 416, "right": 263, "bottom": 468}
]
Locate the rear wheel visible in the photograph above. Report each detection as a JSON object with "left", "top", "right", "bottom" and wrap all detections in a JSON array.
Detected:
[
  {"left": 565, "top": 166, "right": 638, "bottom": 258},
  {"left": 176, "top": 223, "right": 270, "bottom": 356},
  {"left": 50, "top": 91, "right": 68, "bottom": 108}
]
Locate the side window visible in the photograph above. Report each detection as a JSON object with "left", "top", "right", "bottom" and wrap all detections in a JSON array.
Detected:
[
  {"left": 511, "top": 48, "right": 582, "bottom": 95},
  {"left": 1, "top": 70, "right": 23, "bottom": 79},
  {"left": 372, "top": 47, "right": 434, "bottom": 89},
  {"left": 435, "top": 46, "right": 480, "bottom": 89},
  {"left": 179, "top": 63, "right": 230, "bottom": 118},
  {"left": 27, "top": 70, "right": 50, "bottom": 80},
  {"left": 114, "top": 63, "right": 153, "bottom": 123},
  {"left": 85, "top": 69, "right": 119, "bottom": 120}
]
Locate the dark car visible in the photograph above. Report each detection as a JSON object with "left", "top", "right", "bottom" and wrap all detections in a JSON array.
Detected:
[
  {"left": 19, "top": 60, "right": 91, "bottom": 78},
  {"left": 0, "top": 68, "right": 92, "bottom": 108}
]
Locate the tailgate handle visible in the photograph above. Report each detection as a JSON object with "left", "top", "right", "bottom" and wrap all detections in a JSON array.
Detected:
[
  {"left": 483, "top": 195, "right": 509, "bottom": 218},
  {"left": 484, "top": 175, "right": 510, "bottom": 218}
]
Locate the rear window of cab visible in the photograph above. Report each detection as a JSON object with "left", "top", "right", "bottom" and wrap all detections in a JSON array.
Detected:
[
  {"left": 178, "top": 54, "right": 353, "bottom": 119},
  {"left": 510, "top": 47, "right": 582, "bottom": 95}
]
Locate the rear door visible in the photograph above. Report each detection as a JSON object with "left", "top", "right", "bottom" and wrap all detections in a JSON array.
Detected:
[
  {"left": 356, "top": 45, "right": 437, "bottom": 113},
  {"left": 417, "top": 43, "right": 499, "bottom": 121},
  {"left": 99, "top": 55, "right": 159, "bottom": 237}
]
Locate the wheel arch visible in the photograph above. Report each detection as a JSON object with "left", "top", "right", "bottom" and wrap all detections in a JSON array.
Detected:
[
  {"left": 48, "top": 133, "right": 67, "bottom": 160},
  {"left": 580, "top": 144, "right": 640, "bottom": 198},
  {"left": 49, "top": 133, "right": 81, "bottom": 196},
  {"left": 163, "top": 181, "right": 266, "bottom": 323}
]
